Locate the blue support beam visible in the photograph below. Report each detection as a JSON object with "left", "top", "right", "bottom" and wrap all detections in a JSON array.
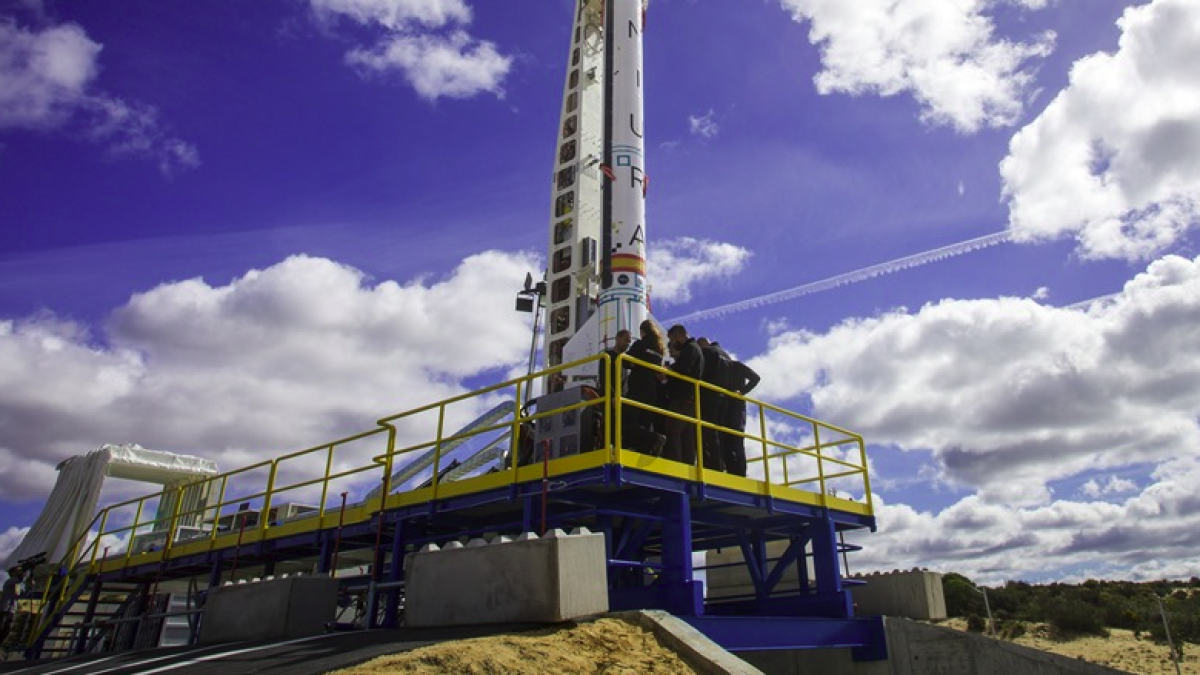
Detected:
[{"left": 683, "top": 615, "right": 888, "bottom": 661}]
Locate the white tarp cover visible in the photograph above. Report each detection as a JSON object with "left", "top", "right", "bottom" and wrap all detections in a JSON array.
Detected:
[{"left": 3, "top": 444, "right": 218, "bottom": 568}]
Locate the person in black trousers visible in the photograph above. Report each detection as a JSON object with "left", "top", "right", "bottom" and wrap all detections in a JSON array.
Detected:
[
  {"left": 709, "top": 342, "right": 760, "bottom": 477},
  {"left": 621, "top": 320, "right": 667, "bottom": 455},
  {"left": 665, "top": 324, "right": 704, "bottom": 465}
]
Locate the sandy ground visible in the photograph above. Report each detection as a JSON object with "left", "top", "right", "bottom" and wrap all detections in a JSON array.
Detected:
[
  {"left": 940, "top": 618, "right": 1198, "bottom": 675},
  {"left": 326, "top": 618, "right": 699, "bottom": 675}
]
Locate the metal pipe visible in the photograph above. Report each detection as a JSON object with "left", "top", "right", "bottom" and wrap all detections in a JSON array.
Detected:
[
  {"left": 330, "top": 491, "right": 349, "bottom": 578},
  {"left": 228, "top": 516, "right": 248, "bottom": 584},
  {"left": 541, "top": 440, "right": 551, "bottom": 536}
]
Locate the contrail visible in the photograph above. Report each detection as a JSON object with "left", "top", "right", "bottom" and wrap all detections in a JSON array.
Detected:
[
  {"left": 664, "top": 230, "right": 1013, "bottom": 324},
  {"left": 1065, "top": 292, "right": 1122, "bottom": 311}
]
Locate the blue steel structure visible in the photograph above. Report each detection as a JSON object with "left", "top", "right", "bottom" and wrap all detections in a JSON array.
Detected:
[{"left": 22, "top": 353, "right": 883, "bottom": 661}]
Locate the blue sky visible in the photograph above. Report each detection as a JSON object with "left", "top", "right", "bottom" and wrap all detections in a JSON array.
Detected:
[{"left": 3, "top": 0, "right": 1200, "bottom": 584}]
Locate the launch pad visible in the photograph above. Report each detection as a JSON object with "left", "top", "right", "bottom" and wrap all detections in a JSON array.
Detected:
[
  {"left": 17, "top": 353, "right": 883, "bottom": 661},
  {"left": 8, "top": 1, "right": 889, "bottom": 664}
]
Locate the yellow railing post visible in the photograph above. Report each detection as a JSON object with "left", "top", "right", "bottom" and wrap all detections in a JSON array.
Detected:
[
  {"left": 210, "top": 475, "right": 229, "bottom": 542},
  {"left": 858, "top": 435, "right": 873, "bottom": 514},
  {"left": 163, "top": 484, "right": 186, "bottom": 557},
  {"left": 693, "top": 379, "right": 705, "bottom": 484},
  {"left": 380, "top": 425, "right": 397, "bottom": 512},
  {"left": 320, "top": 444, "right": 334, "bottom": 519},
  {"left": 261, "top": 460, "right": 279, "bottom": 532},
  {"left": 814, "top": 423, "right": 826, "bottom": 507},
  {"left": 757, "top": 404, "right": 775, "bottom": 497},
  {"left": 610, "top": 352, "right": 619, "bottom": 462},
  {"left": 89, "top": 509, "right": 111, "bottom": 571},
  {"left": 431, "top": 404, "right": 446, "bottom": 501},
  {"left": 511, "top": 381, "right": 522, "bottom": 482},
  {"left": 125, "top": 498, "right": 146, "bottom": 562}
]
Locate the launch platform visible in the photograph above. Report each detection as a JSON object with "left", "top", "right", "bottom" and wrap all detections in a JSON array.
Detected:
[{"left": 17, "top": 352, "right": 882, "bottom": 661}]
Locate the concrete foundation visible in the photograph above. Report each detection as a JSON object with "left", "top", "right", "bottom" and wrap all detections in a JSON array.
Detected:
[
  {"left": 199, "top": 575, "right": 338, "bottom": 644},
  {"left": 405, "top": 529, "right": 609, "bottom": 627},
  {"left": 739, "top": 618, "right": 1131, "bottom": 675}
]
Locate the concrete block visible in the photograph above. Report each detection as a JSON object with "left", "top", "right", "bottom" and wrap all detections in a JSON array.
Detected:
[
  {"left": 705, "top": 541, "right": 806, "bottom": 600},
  {"left": 199, "top": 575, "right": 338, "bottom": 644},
  {"left": 706, "top": 545, "right": 946, "bottom": 621},
  {"left": 406, "top": 531, "right": 609, "bottom": 627},
  {"left": 849, "top": 569, "right": 947, "bottom": 620}
]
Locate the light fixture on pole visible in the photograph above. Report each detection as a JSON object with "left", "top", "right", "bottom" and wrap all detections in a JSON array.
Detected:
[{"left": 515, "top": 272, "right": 547, "bottom": 403}]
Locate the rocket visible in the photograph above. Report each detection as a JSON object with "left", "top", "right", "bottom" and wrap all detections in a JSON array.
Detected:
[{"left": 543, "top": 0, "right": 652, "bottom": 389}]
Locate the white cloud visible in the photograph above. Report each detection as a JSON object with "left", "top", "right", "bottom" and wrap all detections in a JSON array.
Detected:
[
  {"left": 0, "top": 252, "right": 537, "bottom": 504},
  {"left": 850, "top": 458, "right": 1200, "bottom": 584},
  {"left": 0, "top": 526, "right": 31, "bottom": 578},
  {"left": 346, "top": 31, "right": 511, "bottom": 101},
  {"left": 1080, "top": 475, "right": 1137, "bottom": 498},
  {"left": 0, "top": 21, "right": 98, "bottom": 128},
  {"left": 310, "top": 0, "right": 472, "bottom": 28},
  {"left": 1001, "top": 0, "right": 1200, "bottom": 261},
  {"left": 648, "top": 237, "right": 751, "bottom": 306},
  {"left": 750, "top": 253, "right": 1200, "bottom": 505},
  {"left": 688, "top": 110, "right": 718, "bottom": 139},
  {"left": 311, "top": 0, "right": 512, "bottom": 101},
  {"left": 779, "top": 0, "right": 1055, "bottom": 132},
  {"left": 0, "top": 20, "right": 199, "bottom": 174}
]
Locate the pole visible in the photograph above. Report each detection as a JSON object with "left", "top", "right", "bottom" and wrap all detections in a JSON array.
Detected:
[
  {"left": 228, "top": 517, "right": 247, "bottom": 584},
  {"left": 524, "top": 291, "right": 543, "bottom": 407},
  {"left": 330, "top": 492, "right": 349, "bottom": 578},
  {"left": 1155, "top": 595, "right": 1182, "bottom": 675},
  {"left": 971, "top": 584, "right": 995, "bottom": 637},
  {"left": 540, "top": 440, "right": 551, "bottom": 536}
]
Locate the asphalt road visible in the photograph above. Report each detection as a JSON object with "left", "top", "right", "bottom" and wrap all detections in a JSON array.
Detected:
[{"left": 0, "top": 625, "right": 548, "bottom": 675}]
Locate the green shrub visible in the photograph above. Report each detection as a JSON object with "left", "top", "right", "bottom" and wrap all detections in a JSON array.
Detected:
[{"left": 1046, "top": 596, "right": 1108, "bottom": 637}]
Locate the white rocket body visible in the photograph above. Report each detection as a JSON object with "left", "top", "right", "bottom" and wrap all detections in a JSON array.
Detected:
[{"left": 544, "top": 0, "right": 652, "bottom": 388}]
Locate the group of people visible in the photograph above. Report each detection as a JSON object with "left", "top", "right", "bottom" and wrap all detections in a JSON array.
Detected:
[{"left": 599, "top": 321, "right": 760, "bottom": 476}]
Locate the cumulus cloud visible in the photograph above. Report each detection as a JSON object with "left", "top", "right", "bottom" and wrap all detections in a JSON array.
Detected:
[
  {"left": 1080, "top": 475, "right": 1137, "bottom": 499},
  {"left": 311, "top": 0, "right": 512, "bottom": 101},
  {"left": 1001, "top": 0, "right": 1200, "bottom": 260},
  {"left": 850, "top": 457, "right": 1200, "bottom": 584},
  {"left": 0, "top": 526, "right": 31, "bottom": 578},
  {"left": 0, "top": 252, "right": 537, "bottom": 504},
  {"left": 779, "top": 0, "right": 1055, "bottom": 132},
  {"left": 648, "top": 237, "right": 751, "bottom": 306},
  {"left": 749, "top": 253, "right": 1200, "bottom": 505},
  {"left": 0, "top": 19, "right": 199, "bottom": 174},
  {"left": 688, "top": 110, "right": 718, "bottom": 139}
]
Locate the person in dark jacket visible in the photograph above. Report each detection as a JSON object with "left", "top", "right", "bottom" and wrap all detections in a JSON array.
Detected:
[
  {"left": 708, "top": 341, "right": 760, "bottom": 477},
  {"left": 695, "top": 338, "right": 730, "bottom": 471},
  {"left": 621, "top": 320, "right": 667, "bottom": 455},
  {"left": 665, "top": 324, "right": 704, "bottom": 465},
  {"left": 597, "top": 329, "right": 632, "bottom": 397}
]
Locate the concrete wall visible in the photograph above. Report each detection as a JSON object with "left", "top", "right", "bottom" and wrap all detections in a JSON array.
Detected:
[
  {"left": 849, "top": 570, "right": 947, "bottom": 621},
  {"left": 199, "top": 575, "right": 338, "bottom": 644},
  {"left": 739, "top": 618, "right": 1131, "bottom": 675},
  {"left": 405, "top": 529, "right": 608, "bottom": 627}
]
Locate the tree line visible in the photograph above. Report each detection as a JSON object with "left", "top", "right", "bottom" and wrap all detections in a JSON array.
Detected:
[{"left": 943, "top": 573, "right": 1200, "bottom": 655}]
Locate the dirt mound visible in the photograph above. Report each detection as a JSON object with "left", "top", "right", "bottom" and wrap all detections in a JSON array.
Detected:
[{"left": 327, "top": 618, "right": 700, "bottom": 675}]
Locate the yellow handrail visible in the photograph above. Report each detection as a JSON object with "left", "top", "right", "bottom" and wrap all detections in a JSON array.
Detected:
[{"left": 54, "top": 350, "right": 873, "bottom": 583}]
